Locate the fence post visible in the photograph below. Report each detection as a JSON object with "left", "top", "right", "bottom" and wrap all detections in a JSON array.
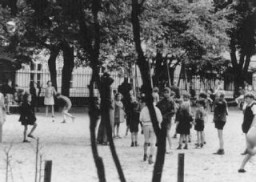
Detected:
[
  {"left": 44, "top": 160, "right": 52, "bottom": 182},
  {"left": 177, "top": 153, "right": 184, "bottom": 182}
]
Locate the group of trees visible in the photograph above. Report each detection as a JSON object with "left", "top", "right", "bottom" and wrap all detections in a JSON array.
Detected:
[{"left": 0, "top": 0, "right": 256, "bottom": 181}]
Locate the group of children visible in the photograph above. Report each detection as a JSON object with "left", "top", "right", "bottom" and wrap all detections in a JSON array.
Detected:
[
  {"left": 111, "top": 86, "right": 230, "bottom": 165},
  {"left": 0, "top": 80, "right": 75, "bottom": 143}
]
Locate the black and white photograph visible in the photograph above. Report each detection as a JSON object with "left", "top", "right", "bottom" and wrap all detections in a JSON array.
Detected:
[{"left": 0, "top": 0, "right": 256, "bottom": 181}]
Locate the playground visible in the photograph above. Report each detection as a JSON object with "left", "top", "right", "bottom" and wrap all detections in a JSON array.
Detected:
[{"left": 0, "top": 108, "right": 255, "bottom": 182}]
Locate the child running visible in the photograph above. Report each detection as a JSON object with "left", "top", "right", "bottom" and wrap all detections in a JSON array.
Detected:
[
  {"left": 194, "top": 99, "right": 206, "bottom": 148},
  {"left": 140, "top": 97, "right": 162, "bottom": 164},
  {"left": 213, "top": 92, "right": 228, "bottom": 155},
  {"left": 56, "top": 93, "right": 75, "bottom": 123},
  {"left": 114, "top": 93, "right": 124, "bottom": 138},
  {"left": 19, "top": 92, "right": 37, "bottom": 143}
]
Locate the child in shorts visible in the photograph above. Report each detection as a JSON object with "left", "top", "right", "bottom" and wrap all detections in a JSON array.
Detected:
[
  {"left": 194, "top": 99, "right": 206, "bottom": 148},
  {"left": 140, "top": 97, "right": 162, "bottom": 164},
  {"left": 213, "top": 92, "right": 228, "bottom": 155}
]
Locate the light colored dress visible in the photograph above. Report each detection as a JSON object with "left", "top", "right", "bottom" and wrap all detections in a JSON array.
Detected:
[{"left": 44, "top": 86, "right": 56, "bottom": 106}]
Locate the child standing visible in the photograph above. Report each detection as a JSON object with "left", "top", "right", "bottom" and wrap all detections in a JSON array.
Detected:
[
  {"left": 140, "top": 97, "right": 162, "bottom": 164},
  {"left": 130, "top": 96, "right": 140, "bottom": 147},
  {"left": 213, "top": 92, "right": 228, "bottom": 155},
  {"left": 114, "top": 93, "right": 124, "bottom": 138},
  {"left": 176, "top": 94, "right": 193, "bottom": 150},
  {"left": 19, "top": 92, "right": 37, "bottom": 143},
  {"left": 44, "top": 81, "right": 56, "bottom": 121},
  {"left": 156, "top": 87, "right": 176, "bottom": 153},
  {"left": 194, "top": 99, "right": 206, "bottom": 148}
]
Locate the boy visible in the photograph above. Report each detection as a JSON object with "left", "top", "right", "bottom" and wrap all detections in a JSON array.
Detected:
[
  {"left": 156, "top": 87, "right": 176, "bottom": 153},
  {"left": 56, "top": 93, "right": 75, "bottom": 123}
]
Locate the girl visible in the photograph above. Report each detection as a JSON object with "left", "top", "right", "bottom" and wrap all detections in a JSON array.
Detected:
[
  {"left": 213, "top": 92, "right": 228, "bottom": 155},
  {"left": 19, "top": 92, "right": 37, "bottom": 143},
  {"left": 238, "top": 93, "right": 256, "bottom": 172},
  {"left": 114, "top": 93, "right": 124, "bottom": 138},
  {"left": 176, "top": 94, "right": 193, "bottom": 150},
  {"left": 194, "top": 99, "right": 206, "bottom": 148},
  {"left": 140, "top": 97, "right": 162, "bottom": 164},
  {"left": 129, "top": 96, "right": 140, "bottom": 147},
  {"left": 44, "top": 81, "right": 56, "bottom": 121}
]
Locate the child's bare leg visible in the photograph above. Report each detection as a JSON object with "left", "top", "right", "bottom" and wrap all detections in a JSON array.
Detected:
[
  {"left": 166, "top": 128, "right": 172, "bottom": 150},
  {"left": 218, "top": 130, "right": 224, "bottom": 149},
  {"left": 29, "top": 123, "right": 37, "bottom": 136},
  {"left": 51, "top": 105, "right": 54, "bottom": 117},
  {"left": 196, "top": 132, "right": 200, "bottom": 145},
  {"left": 117, "top": 124, "right": 120, "bottom": 137},
  {"left": 23, "top": 125, "right": 28, "bottom": 141},
  {"left": 45, "top": 106, "right": 48, "bottom": 116},
  {"left": 239, "top": 154, "right": 252, "bottom": 171},
  {"left": 202, "top": 131, "right": 205, "bottom": 144}
]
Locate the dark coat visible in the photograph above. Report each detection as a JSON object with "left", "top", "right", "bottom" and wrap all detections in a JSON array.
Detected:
[{"left": 19, "top": 102, "right": 36, "bottom": 125}]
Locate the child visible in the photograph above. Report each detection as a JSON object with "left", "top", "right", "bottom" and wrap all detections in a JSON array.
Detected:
[
  {"left": 176, "top": 94, "right": 193, "bottom": 150},
  {"left": 213, "top": 92, "right": 228, "bottom": 155},
  {"left": 156, "top": 87, "right": 176, "bottom": 153},
  {"left": 140, "top": 97, "right": 162, "bottom": 164},
  {"left": 56, "top": 93, "right": 75, "bottom": 123},
  {"left": 238, "top": 93, "right": 256, "bottom": 172},
  {"left": 152, "top": 87, "right": 160, "bottom": 104},
  {"left": 114, "top": 93, "right": 124, "bottom": 138},
  {"left": 130, "top": 96, "right": 140, "bottom": 147},
  {"left": 44, "top": 81, "right": 56, "bottom": 121},
  {"left": 19, "top": 92, "right": 37, "bottom": 143},
  {"left": 182, "top": 93, "right": 192, "bottom": 143},
  {"left": 194, "top": 99, "right": 206, "bottom": 148}
]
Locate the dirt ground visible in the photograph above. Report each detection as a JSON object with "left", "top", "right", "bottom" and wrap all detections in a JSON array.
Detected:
[{"left": 0, "top": 108, "right": 255, "bottom": 182}]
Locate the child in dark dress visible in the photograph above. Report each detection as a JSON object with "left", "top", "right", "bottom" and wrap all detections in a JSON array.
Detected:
[
  {"left": 19, "top": 92, "right": 37, "bottom": 143},
  {"left": 130, "top": 96, "right": 140, "bottom": 147},
  {"left": 176, "top": 98, "right": 193, "bottom": 150},
  {"left": 213, "top": 92, "right": 228, "bottom": 155}
]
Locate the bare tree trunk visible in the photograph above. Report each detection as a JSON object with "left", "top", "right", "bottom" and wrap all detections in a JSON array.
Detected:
[
  {"left": 48, "top": 46, "right": 59, "bottom": 90},
  {"left": 61, "top": 41, "right": 74, "bottom": 96},
  {"left": 131, "top": 1, "right": 166, "bottom": 181}
]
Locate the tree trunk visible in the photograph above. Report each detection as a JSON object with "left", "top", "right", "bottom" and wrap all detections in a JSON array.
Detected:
[
  {"left": 48, "top": 46, "right": 59, "bottom": 90},
  {"left": 131, "top": 1, "right": 166, "bottom": 181},
  {"left": 61, "top": 41, "right": 74, "bottom": 97}
]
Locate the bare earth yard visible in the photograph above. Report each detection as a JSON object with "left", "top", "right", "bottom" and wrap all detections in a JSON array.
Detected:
[{"left": 0, "top": 108, "right": 255, "bottom": 182}]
